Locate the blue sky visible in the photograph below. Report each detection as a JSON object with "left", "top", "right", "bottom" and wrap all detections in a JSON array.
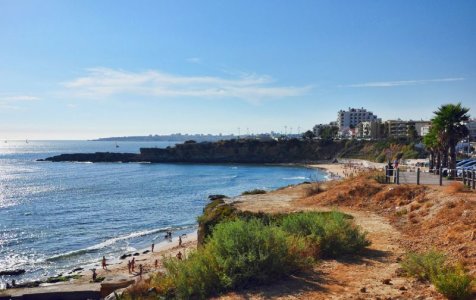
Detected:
[{"left": 0, "top": 0, "right": 475, "bottom": 139}]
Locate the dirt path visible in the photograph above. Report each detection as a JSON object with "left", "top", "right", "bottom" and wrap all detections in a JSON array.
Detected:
[{"left": 221, "top": 185, "right": 441, "bottom": 299}]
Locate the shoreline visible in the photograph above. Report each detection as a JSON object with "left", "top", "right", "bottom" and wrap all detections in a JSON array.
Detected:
[{"left": 1, "top": 231, "right": 199, "bottom": 298}]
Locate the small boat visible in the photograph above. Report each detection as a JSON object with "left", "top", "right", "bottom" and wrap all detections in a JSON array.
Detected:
[{"left": 115, "top": 142, "right": 119, "bottom": 148}]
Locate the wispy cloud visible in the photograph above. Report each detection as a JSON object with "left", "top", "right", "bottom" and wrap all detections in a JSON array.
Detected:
[
  {"left": 0, "top": 94, "right": 40, "bottom": 110},
  {"left": 0, "top": 95, "right": 40, "bottom": 101},
  {"left": 63, "top": 68, "right": 311, "bottom": 103},
  {"left": 343, "top": 77, "right": 465, "bottom": 88}
]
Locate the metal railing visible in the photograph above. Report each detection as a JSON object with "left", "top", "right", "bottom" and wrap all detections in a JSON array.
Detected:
[{"left": 384, "top": 166, "right": 476, "bottom": 189}]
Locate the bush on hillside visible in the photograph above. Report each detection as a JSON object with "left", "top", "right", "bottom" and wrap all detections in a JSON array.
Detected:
[
  {"left": 401, "top": 250, "right": 446, "bottom": 281},
  {"left": 432, "top": 265, "right": 474, "bottom": 300},
  {"left": 241, "top": 189, "right": 267, "bottom": 195},
  {"left": 126, "top": 211, "right": 370, "bottom": 299},
  {"left": 206, "top": 219, "right": 310, "bottom": 289},
  {"left": 153, "top": 218, "right": 312, "bottom": 299},
  {"left": 280, "top": 211, "right": 370, "bottom": 258},
  {"left": 401, "top": 251, "right": 475, "bottom": 300}
]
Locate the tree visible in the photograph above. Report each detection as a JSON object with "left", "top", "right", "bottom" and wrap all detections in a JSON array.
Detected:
[
  {"left": 407, "top": 124, "right": 419, "bottom": 142},
  {"left": 302, "top": 130, "right": 315, "bottom": 140},
  {"left": 320, "top": 126, "right": 338, "bottom": 140},
  {"left": 431, "top": 103, "right": 470, "bottom": 178},
  {"left": 423, "top": 127, "right": 439, "bottom": 172},
  {"left": 380, "top": 123, "right": 389, "bottom": 139}
]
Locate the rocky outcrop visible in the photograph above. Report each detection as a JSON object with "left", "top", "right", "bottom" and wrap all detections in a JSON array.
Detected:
[
  {"left": 39, "top": 152, "right": 140, "bottom": 163},
  {"left": 0, "top": 269, "right": 25, "bottom": 276}
]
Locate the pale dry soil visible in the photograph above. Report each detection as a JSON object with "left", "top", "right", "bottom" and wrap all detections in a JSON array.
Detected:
[{"left": 219, "top": 184, "right": 444, "bottom": 300}]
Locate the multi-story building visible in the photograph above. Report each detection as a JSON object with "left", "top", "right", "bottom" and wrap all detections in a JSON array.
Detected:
[
  {"left": 386, "top": 120, "right": 431, "bottom": 138},
  {"left": 357, "top": 120, "right": 382, "bottom": 139},
  {"left": 337, "top": 107, "right": 379, "bottom": 130},
  {"left": 420, "top": 125, "right": 431, "bottom": 137},
  {"left": 413, "top": 120, "right": 431, "bottom": 137}
]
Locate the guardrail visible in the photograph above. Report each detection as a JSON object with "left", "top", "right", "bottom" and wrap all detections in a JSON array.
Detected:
[{"left": 384, "top": 166, "right": 476, "bottom": 190}]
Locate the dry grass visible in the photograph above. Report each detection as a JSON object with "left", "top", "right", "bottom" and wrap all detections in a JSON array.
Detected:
[
  {"left": 410, "top": 202, "right": 422, "bottom": 211},
  {"left": 304, "top": 183, "right": 326, "bottom": 197},
  {"left": 445, "top": 182, "right": 468, "bottom": 194}
]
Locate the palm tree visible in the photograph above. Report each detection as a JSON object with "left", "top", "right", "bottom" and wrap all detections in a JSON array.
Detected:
[
  {"left": 423, "top": 128, "right": 437, "bottom": 172},
  {"left": 431, "top": 103, "right": 470, "bottom": 178}
]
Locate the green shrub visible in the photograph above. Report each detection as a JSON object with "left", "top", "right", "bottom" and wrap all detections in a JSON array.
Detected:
[
  {"left": 162, "top": 248, "right": 220, "bottom": 299},
  {"left": 206, "top": 218, "right": 308, "bottom": 289},
  {"left": 241, "top": 189, "right": 267, "bottom": 195},
  {"left": 153, "top": 218, "right": 313, "bottom": 299},
  {"left": 401, "top": 251, "right": 475, "bottom": 299},
  {"left": 280, "top": 211, "right": 370, "bottom": 258},
  {"left": 400, "top": 250, "right": 446, "bottom": 281},
  {"left": 130, "top": 211, "right": 370, "bottom": 299},
  {"left": 432, "top": 265, "right": 474, "bottom": 300}
]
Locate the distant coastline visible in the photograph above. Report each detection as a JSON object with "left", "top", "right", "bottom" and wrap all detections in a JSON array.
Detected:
[{"left": 93, "top": 134, "right": 241, "bottom": 143}]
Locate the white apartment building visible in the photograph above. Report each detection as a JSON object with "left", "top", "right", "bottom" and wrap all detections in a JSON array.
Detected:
[{"left": 337, "top": 107, "right": 379, "bottom": 130}]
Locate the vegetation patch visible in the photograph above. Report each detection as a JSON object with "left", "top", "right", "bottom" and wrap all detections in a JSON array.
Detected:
[
  {"left": 279, "top": 211, "right": 369, "bottom": 258},
  {"left": 124, "top": 210, "right": 369, "bottom": 299},
  {"left": 401, "top": 250, "right": 475, "bottom": 300},
  {"left": 46, "top": 274, "right": 82, "bottom": 283},
  {"left": 241, "top": 189, "right": 267, "bottom": 195}
]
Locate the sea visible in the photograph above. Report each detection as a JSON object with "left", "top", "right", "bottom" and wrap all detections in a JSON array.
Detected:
[{"left": 0, "top": 140, "right": 326, "bottom": 285}]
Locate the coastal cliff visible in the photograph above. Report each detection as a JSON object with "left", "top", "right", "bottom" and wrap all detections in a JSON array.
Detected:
[
  {"left": 41, "top": 139, "right": 343, "bottom": 163},
  {"left": 40, "top": 139, "right": 425, "bottom": 163}
]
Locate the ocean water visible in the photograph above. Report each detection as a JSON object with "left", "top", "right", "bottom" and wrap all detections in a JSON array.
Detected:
[{"left": 0, "top": 140, "right": 325, "bottom": 284}]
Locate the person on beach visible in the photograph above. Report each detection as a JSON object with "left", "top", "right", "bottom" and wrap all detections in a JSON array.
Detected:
[
  {"left": 131, "top": 257, "right": 135, "bottom": 272},
  {"left": 176, "top": 251, "right": 182, "bottom": 260},
  {"left": 151, "top": 243, "right": 155, "bottom": 252},
  {"left": 102, "top": 256, "right": 107, "bottom": 270},
  {"left": 139, "top": 264, "right": 143, "bottom": 279},
  {"left": 91, "top": 269, "right": 97, "bottom": 281},
  {"left": 179, "top": 236, "right": 182, "bottom": 247},
  {"left": 155, "top": 259, "right": 158, "bottom": 269},
  {"left": 127, "top": 260, "right": 131, "bottom": 273}
]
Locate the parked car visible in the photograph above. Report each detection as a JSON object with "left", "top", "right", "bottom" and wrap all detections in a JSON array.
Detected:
[
  {"left": 465, "top": 166, "right": 476, "bottom": 178},
  {"left": 441, "top": 159, "right": 474, "bottom": 176},
  {"left": 457, "top": 160, "right": 476, "bottom": 177}
]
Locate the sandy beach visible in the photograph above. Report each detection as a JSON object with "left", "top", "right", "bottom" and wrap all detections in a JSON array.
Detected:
[
  {"left": 309, "top": 158, "right": 385, "bottom": 179},
  {"left": 76, "top": 231, "right": 198, "bottom": 284}
]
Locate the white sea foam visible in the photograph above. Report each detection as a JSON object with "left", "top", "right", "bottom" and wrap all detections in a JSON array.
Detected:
[
  {"left": 282, "top": 176, "right": 307, "bottom": 180},
  {"left": 46, "top": 225, "right": 195, "bottom": 261}
]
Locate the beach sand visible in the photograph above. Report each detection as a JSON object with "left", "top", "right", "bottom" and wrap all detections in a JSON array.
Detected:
[{"left": 309, "top": 158, "right": 385, "bottom": 179}]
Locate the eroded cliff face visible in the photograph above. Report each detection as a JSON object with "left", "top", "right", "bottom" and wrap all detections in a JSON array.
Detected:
[{"left": 139, "top": 139, "right": 343, "bottom": 163}]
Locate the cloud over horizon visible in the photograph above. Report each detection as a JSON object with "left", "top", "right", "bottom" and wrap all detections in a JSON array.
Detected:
[
  {"left": 343, "top": 77, "right": 465, "bottom": 88},
  {"left": 63, "top": 68, "right": 311, "bottom": 103}
]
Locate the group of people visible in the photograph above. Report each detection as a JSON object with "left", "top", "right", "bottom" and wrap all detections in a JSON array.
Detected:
[
  {"left": 127, "top": 257, "right": 136, "bottom": 273},
  {"left": 88, "top": 230, "right": 186, "bottom": 282}
]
